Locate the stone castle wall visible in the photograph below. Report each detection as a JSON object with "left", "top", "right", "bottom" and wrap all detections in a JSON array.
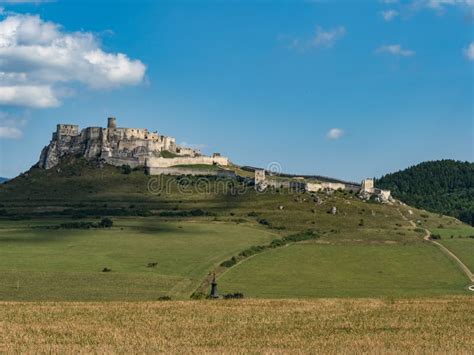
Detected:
[
  {"left": 38, "top": 117, "right": 217, "bottom": 170},
  {"left": 145, "top": 156, "right": 229, "bottom": 168},
  {"left": 147, "top": 166, "right": 235, "bottom": 177}
]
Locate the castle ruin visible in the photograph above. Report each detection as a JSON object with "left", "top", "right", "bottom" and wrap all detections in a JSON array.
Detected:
[
  {"left": 254, "top": 172, "right": 393, "bottom": 203},
  {"left": 39, "top": 117, "right": 229, "bottom": 170}
]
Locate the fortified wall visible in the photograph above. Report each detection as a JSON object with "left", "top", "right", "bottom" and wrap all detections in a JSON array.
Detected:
[
  {"left": 254, "top": 170, "right": 393, "bottom": 203},
  {"left": 38, "top": 117, "right": 228, "bottom": 170}
]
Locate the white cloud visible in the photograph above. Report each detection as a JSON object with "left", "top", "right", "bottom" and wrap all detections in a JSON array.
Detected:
[
  {"left": 410, "top": 0, "right": 474, "bottom": 11},
  {"left": 312, "top": 26, "right": 346, "bottom": 48},
  {"left": 0, "top": 85, "right": 59, "bottom": 108},
  {"left": 464, "top": 42, "right": 474, "bottom": 60},
  {"left": 0, "top": 125, "right": 21, "bottom": 138},
  {"left": 381, "top": 9, "right": 399, "bottom": 21},
  {"left": 327, "top": 128, "right": 344, "bottom": 140},
  {"left": 0, "top": 14, "right": 146, "bottom": 108},
  {"left": 0, "top": 111, "right": 25, "bottom": 139},
  {"left": 425, "top": 0, "right": 474, "bottom": 9},
  {"left": 376, "top": 44, "right": 415, "bottom": 57},
  {"left": 280, "top": 26, "right": 346, "bottom": 52}
]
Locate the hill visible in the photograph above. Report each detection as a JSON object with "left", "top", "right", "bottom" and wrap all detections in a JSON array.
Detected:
[
  {"left": 0, "top": 157, "right": 472, "bottom": 300},
  {"left": 376, "top": 160, "right": 474, "bottom": 226},
  {"left": 0, "top": 177, "right": 8, "bottom": 184}
]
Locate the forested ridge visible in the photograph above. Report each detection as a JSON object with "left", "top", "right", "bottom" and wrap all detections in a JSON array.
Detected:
[{"left": 376, "top": 160, "right": 474, "bottom": 226}]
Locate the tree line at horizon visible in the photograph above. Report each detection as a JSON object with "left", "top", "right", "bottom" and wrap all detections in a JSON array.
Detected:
[{"left": 376, "top": 160, "right": 474, "bottom": 226}]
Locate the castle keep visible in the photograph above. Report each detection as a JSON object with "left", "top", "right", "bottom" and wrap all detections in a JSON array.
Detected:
[{"left": 39, "top": 117, "right": 229, "bottom": 170}]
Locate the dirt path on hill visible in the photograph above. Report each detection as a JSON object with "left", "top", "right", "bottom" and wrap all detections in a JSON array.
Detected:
[{"left": 398, "top": 209, "right": 474, "bottom": 283}]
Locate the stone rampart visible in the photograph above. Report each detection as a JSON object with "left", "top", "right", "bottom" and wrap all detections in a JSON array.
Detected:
[
  {"left": 146, "top": 156, "right": 229, "bottom": 168},
  {"left": 147, "top": 166, "right": 236, "bottom": 177}
]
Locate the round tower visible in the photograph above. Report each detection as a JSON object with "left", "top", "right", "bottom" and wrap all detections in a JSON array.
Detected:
[{"left": 107, "top": 117, "right": 117, "bottom": 129}]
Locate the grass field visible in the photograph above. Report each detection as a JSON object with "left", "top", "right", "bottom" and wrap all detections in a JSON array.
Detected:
[
  {"left": 219, "top": 243, "right": 470, "bottom": 298},
  {"left": 0, "top": 297, "right": 472, "bottom": 353},
  {"left": 431, "top": 226, "right": 474, "bottom": 271},
  {"left": 0, "top": 219, "right": 277, "bottom": 300},
  {"left": 0, "top": 160, "right": 472, "bottom": 301}
]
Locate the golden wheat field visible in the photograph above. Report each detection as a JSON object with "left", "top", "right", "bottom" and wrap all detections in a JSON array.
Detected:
[{"left": 0, "top": 297, "right": 473, "bottom": 353}]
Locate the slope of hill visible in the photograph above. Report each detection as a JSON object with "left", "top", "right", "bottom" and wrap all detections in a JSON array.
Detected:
[
  {"left": 0, "top": 157, "right": 472, "bottom": 300},
  {"left": 376, "top": 160, "right": 474, "bottom": 226},
  {"left": 0, "top": 177, "right": 9, "bottom": 184}
]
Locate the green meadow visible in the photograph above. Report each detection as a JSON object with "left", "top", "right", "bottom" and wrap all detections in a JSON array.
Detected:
[
  {"left": 218, "top": 243, "right": 469, "bottom": 298},
  {"left": 0, "top": 219, "right": 277, "bottom": 301},
  {"left": 0, "top": 160, "right": 472, "bottom": 301},
  {"left": 431, "top": 226, "right": 474, "bottom": 271}
]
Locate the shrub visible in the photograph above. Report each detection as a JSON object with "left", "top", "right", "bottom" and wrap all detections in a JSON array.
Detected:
[
  {"left": 431, "top": 234, "right": 441, "bottom": 240},
  {"left": 220, "top": 256, "right": 238, "bottom": 268},
  {"left": 121, "top": 164, "right": 132, "bottom": 174},
  {"left": 99, "top": 218, "right": 113, "bottom": 228},
  {"left": 270, "top": 239, "right": 284, "bottom": 248},
  {"left": 190, "top": 292, "right": 206, "bottom": 300},
  {"left": 239, "top": 245, "right": 265, "bottom": 257},
  {"left": 158, "top": 296, "right": 171, "bottom": 301},
  {"left": 159, "top": 209, "right": 213, "bottom": 217},
  {"left": 223, "top": 293, "right": 244, "bottom": 299},
  {"left": 102, "top": 267, "right": 112, "bottom": 273}
]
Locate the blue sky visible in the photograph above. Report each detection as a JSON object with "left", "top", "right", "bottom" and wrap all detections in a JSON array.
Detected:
[{"left": 0, "top": 0, "right": 472, "bottom": 181}]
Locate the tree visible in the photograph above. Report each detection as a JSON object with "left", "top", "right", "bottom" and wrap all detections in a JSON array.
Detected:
[
  {"left": 121, "top": 164, "right": 132, "bottom": 174},
  {"left": 99, "top": 218, "right": 113, "bottom": 228}
]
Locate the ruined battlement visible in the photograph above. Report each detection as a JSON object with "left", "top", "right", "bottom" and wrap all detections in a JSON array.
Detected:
[
  {"left": 39, "top": 117, "right": 224, "bottom": 170},
  {"left": 55, "top": 124, "right": 79, "bottom": 138}
]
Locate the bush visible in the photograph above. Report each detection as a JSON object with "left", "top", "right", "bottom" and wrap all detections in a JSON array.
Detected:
[
  {"left": 121, "top": 164, "right": 132, "bottom": 174},
  {"left": 239, "top": 245, "right": 265, "bottom": 257},
  {"left": 431, "top": 234, "right": 441, "bottom": 240},
  {"left": 159, "top": 209, "right": 213, "bottom": 217},
  {"left": 102, "top": 267, "right": 112, "bottom": 273},
  {"left": 99, "top": 218, "right": 113, "bottom": 228},
  {"left": 220, "top": 256, "right": 238, "bottom": 268},
  {"left": 223, "top": 293, "right": 244, "bottom": 299},
  {"left": 158, "top": 296, "right": 171, "bottom": 301},
  {"left": 270, "top": 239, "right": 284, "bottom": 248},
  {"left": 190, "top": 292, "right": 206, "bottom": 300}
]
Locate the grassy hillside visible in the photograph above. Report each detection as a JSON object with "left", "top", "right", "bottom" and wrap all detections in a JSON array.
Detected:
[
  {"left": 0, "top": 219, "right": 276, "bottom": 300},
  {"left": 1, "top": 298, "right": 472, "bottom": 353},
  {"left": 219, "top": 243, "right": 467, "bottom": 298},
  {"left": 0, "top": 157, "right": 471, "bottom": 300},
  {"left": 376, "top": 160, "right": 474, "bottom": 226}
]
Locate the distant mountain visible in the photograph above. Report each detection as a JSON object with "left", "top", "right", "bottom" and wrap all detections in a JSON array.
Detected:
[
  {"left": 0, "top": 177, "right": 9, "bottom": 184},
  {"left": 376, "top": 160, "right": 474, "bottom": 226}
]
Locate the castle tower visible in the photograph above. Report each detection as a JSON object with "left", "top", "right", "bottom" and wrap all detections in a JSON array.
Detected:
[
  {"left": 361, "top": 178, "right": 375, "bottom": 193},
  {"left": 255, "top": 169, "right": 266, "bottom": 185},
  {"left": 107, "top": 117, "right": 117, "bottom": 129}
]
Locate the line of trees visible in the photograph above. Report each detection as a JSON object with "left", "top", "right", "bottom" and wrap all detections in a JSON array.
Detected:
[{"left": 376, "top": 160, "right": 474, "bottom": 226}]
